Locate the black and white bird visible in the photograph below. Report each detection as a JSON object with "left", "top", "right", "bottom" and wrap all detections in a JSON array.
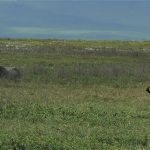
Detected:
[{"left": 146, "top": 86, "right": 150, "bottom": 94}]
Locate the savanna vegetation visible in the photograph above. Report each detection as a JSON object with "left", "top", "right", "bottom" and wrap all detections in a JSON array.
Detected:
[{"left": 0, "top": 39, "right": 150, "bottom": 149}]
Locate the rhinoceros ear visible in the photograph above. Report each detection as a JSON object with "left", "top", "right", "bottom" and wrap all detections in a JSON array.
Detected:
[{"left": 146, "top": 86, "right": 150, "bottom": 93}]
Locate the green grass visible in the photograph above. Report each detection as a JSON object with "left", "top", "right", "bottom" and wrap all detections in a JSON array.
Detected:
[{"left": 0, "top": 39, "right": 150, "bottom": 149}]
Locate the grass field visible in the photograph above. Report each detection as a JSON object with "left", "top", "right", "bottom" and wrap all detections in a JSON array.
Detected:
[{"left": 0, "top": 39, "right": 150, "bottom": 149}]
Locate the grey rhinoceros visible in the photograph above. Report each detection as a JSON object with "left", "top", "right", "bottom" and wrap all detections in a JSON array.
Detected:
[{"left": 0, "top": 66, "right": 21, "bottom": 80}]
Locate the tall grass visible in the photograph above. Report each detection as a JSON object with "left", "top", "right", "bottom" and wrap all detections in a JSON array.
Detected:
[
  {"left": 21, "top": 62, "right": 150, "bottom": 87},
  {"left": 0, "top": 39, "right": 150, "bottom": 149}
]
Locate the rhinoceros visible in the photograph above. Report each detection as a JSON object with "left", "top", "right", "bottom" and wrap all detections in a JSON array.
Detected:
[{"left": 0, "top": 66, "right": 21, "bottom": 80}]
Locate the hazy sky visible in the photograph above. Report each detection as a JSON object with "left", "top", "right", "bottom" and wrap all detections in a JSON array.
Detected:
[{"left": 0, "top": 0, "right": 150, "bottom": 40}]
